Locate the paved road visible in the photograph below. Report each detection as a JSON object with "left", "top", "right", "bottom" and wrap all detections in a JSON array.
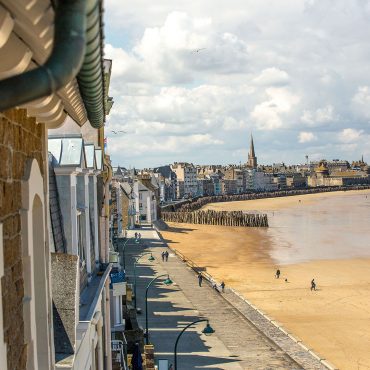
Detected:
[{"left": 122, "top": 228, "right": 304, "bottom": 370}]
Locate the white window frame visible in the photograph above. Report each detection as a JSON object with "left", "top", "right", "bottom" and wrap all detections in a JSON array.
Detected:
[{"left": 77, "top": 211, "right": 86, "bottom": 268}]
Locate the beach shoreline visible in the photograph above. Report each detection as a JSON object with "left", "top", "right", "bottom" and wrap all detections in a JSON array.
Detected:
[{"left": 161, "top": 189, "right": 370, "bottom": 370}]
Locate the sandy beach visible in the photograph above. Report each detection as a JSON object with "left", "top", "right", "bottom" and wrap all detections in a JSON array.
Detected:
[{"left": 161, "top": 190, "right": 370, "bottom": 370}]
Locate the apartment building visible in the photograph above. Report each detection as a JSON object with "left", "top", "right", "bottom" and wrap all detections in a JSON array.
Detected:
[
  {"left": 223, "top": 167, "right": 244, "bottom": 193},
  {"left": 171, "top": 162, "right": 197, "bottom": 198},
  {"left": 245, "top": 169, "right": 278, "bottom": 191},
  {"left": 0, "top": 1, "right": 118, "bottom": 369},
  {"left": 133, "top": 175, "right": 159, "bottom": 225},
  {"left": 153, "top": 165, "right": 177, "bottom": 202}
]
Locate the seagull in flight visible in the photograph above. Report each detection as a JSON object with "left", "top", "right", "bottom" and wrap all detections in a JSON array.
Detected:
[
  {"left": 111, "top": 130, "right": 127, "bottom": 134},
  {"left": 192, "top": 48, "right": 206, "bottom": 53}
]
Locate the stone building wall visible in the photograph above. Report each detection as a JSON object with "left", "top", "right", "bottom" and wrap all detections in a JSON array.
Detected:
[
  {"left": 121, "top": 193, "right": 130, "bottom": 231},
  {"left": 0, "top": 108, "right": 45, "bottom": 369}
]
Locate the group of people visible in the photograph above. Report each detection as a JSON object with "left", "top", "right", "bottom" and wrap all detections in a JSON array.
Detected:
[
  {"left": 198, "top": 273, "right": 225, "bottom": 293},
  {"left": 161, "top": 250, "right": 169, "bottom": 262},
  {"left": 275, "top": 269, "right": 317, "bottom": 291},
  {"left": 134, "top": 232, "right": 141, "bottom": 240}
]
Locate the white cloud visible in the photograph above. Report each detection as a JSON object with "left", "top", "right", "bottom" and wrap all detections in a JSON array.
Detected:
[
  {"left": 252, "top": 67, "right": 290, "bottom": 86},
  {"left": 338, "top": 128, "right": 363, "bottom": 143},
  {"left": 298, "top": 131, "right": 317, "bottom": 143},
  {"left": 250, "top": 88, "right": 300, "bottom": 130},
  {"left": 351, "top": 86, "right": 370, "bottom": 119},
  {"left": 301, "top": 105, "right": 337, "bottom": 125}
]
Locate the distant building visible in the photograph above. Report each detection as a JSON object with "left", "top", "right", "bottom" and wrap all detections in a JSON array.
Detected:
[
  {"left": 133, "top": 175, "right": 159, "bottom": 224},
  {"left": 245, "top": 169, "right": 278, "bottom": 191},
  {"left": 308, "top": 160, "right": 370, "bottom": 187},
  {"left": 222, "top": 179, "right": 238, "bottom": 194},
  {"left": 223, "top": 167, "right": 244, "bottom": 193},
  {"left": 310, "top": 159, "right": 350, "bottom": 174},
  {"left": 286, "top": 174, "right": 307, "bottom": 188},
  {"left": 153, "top": 165, "right": 177, "bottom": 202},
  {"left": 171, "top": 162, "right": 198, "bottom": 198},
  {"left": 197, "top": 176, "right": 215, "bottom": 196}
]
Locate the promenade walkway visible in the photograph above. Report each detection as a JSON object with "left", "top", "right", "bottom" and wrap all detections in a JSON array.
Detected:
[{"left": 121, "top": 227, "right": 311, "bottom": 370}]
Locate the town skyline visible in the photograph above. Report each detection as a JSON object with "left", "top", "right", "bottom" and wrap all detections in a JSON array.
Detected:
[{"left": 109, "top": 134, "right": 367, "bottom": 169}]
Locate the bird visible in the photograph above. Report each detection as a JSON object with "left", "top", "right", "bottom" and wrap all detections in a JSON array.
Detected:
[
  {"left": 111, "top": 130, "right": 127, "bottom": 134},
  {"left": 192, "top": 48, "right": 206, "bottom": 53}
]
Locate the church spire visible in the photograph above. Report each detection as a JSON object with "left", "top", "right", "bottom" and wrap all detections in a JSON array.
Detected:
[
  {"left": 249, "top": 134, "right": 255, "bottom": 157},
  {"left": 247, "top": 133, "right": 257, "bottom": 169}
]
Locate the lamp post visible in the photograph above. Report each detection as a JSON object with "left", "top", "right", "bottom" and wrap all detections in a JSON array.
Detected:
[
  {"left": 145, "top": 274, "right": 173, "bottom": 345},
  {"left": 133, "top": 252, "right": 155, "bottom": 309},
  {"left": 121, "top": 237, "right": 133, "bottom": 271},
  {"left": 174, "top": 319, "right": 215, "bottom": 370}
]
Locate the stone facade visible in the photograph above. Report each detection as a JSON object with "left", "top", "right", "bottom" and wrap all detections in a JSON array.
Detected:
[{"left": 0, "top": 108, "right": 45, "bottom": 370}]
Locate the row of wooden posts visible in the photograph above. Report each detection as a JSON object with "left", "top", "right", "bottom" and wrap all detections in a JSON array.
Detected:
[
  {"left": 162, "top": 185, "right": 370, "bottom": 213},
  {"left": 161, "top": 210, "right": 269, "bottom": 227}
]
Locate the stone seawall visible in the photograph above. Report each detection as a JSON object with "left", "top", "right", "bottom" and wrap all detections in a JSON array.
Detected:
[
  {"left": 161, "top": 209, "right": 268, "bottom": 227},
  {"left": 161, "top": 185, "right": 370, "bottom": 213}
]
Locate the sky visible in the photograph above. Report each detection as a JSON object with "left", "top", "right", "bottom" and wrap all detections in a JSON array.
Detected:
[{"left": 103, "top": 0, "right": 370, "bottom": 168}]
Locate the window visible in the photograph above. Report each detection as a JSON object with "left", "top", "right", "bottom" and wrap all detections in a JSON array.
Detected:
[
  {"left": 21, "top": 159, "right": 51, "bottom": 369},
  {"left": 139, "top": 203, "right": 143, "bottom": 208}
]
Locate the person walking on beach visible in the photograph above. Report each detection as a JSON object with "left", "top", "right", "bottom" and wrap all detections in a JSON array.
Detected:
[
  {"left": 161, "top": 251, "right": 165, "bottom": 262},
  {"left": 311, "top": 279, "right": 316, "bottom": 291},
  {"left": 275, "top": 269, "right": 281, "bottom": 279},
  {"left": 165, "top": 250, "right": 169, "bottom": 262},
  {"left": 198, "top": 273, "right": 203, "bottom": 287},
  {"left": 221, "top": 281, "right": 225, "bottom": 292}
]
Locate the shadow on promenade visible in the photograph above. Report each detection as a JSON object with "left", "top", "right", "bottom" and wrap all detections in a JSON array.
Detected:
[{"left": 117, "top": 235, "right": 242, "bottom": 369}]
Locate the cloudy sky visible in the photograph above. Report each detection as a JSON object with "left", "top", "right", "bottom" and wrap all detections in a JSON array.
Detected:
[{"left": 104, "top": 0, "right": 370, "bottom": 168}]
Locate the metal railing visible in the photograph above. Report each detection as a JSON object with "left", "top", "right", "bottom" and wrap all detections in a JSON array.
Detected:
[{"left": 169, "top": 248, "right": 215, "bottom": 286}]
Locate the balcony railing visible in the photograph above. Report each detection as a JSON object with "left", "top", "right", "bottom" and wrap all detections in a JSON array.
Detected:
[{"left": 112, "top": 339, "right": 127, "bottom": 370}]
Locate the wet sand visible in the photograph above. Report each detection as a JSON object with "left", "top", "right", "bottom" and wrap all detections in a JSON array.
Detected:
[{"left": 161, "top": 190, "right": 370, "bottom": 370}]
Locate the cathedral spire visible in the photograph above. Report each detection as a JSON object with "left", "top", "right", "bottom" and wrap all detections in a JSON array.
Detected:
[
  {"left": 247, "top": 133, "right": 257, "bottom": 169},
  {"left": 249, "top": 134, "right": 255, "bottom": 157}
]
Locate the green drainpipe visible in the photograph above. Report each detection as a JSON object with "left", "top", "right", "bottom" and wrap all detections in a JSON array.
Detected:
[
  {"left": 76, "top": 0, "right": 106, "bottom": 128},
  {"left": 0, "top": 0, "right": 87, "bottom": 112}
]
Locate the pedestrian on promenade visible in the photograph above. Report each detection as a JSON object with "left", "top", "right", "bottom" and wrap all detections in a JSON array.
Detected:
[
  {"left": 161, "top": 252, "right": 165, "bottom": 262},
  {"left": 311, "top": 279, "right": 316, "bottom": 291},
  {"left": 221, "top": 281, "right": 225, "bottom": 292},
  {"left": 275, "top": 269, "right": 281, "bottom": 279},
  {"left": 168, "top": 364, "right": 173, "bottom": 370},
  {"left": 165, "top": 250, "right": 169, "bottom": 261},
  {"left": 135, "top": 232, "right": 137, "bottom": 239},
  {"left": 138, "top": 232, "right": 141, "bottom": 239},
  {"left": 213, "top": 283, "right": 220, "bottom": 293},
  {"left": 198, "top": 273, "right": 203, "bottom": 287}
]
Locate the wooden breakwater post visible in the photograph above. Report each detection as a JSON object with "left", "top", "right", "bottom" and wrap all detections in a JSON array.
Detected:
[{"left": 161, "top": 210, "right": 268, "bottom": 227}]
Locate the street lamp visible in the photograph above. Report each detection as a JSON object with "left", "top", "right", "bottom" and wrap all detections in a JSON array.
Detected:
[
  {"left": 121, "top": 237, "right": 134, "bottom": 270},
  {"left": 133, "top": 252, "right": 155, "bottom": 309},
  {"left": 145, "top": 274, "right": 173, "bottom": 344},
  {"left": 174, "top": 319, "right": 215, "bottom": 370}
]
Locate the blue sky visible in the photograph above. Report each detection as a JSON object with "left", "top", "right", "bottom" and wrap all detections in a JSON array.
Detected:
[{"left": 103, "top": 0, "right": 370, "bottom": 168}]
